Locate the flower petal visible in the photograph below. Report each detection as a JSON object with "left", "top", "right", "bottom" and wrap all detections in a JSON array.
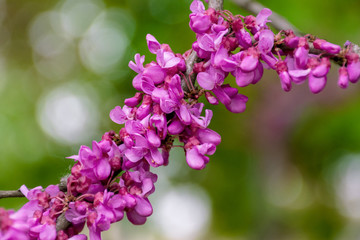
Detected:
[
  {"left": 190, "top": 0, "right": 205, "bottom": 13},
  {"left": 140, "top": 76, "right": 155, "bottom": 95},
  {"left": 149, "top": 147, "right": 164, "bottom": 166},
  {"left": 348, "top": 61, "right": 360, "bottom": 83},
  {"left": 196, "top": 128, "right": 221, "bottom": 145},
  {"left": 68, "top": 235, "right": 88, "bottom": 240},
  {"left": 177, "top": 105, "right": 192, "bottom": 125},
  {"left": 186, "top": 147, "right": 208, "bottom": 170},
  {"left": 109, "top": 106, "right": 127, "bottom": 124},
  {"left": 226, "top": 94, "right": 248, "bottom": 113},
  {"left": 309, "top": 74, "right": 327, "bottom": 94},
  {"left": 135, "top": 197, "right": 153, "bottom": 217},
  {"left": 168, "top": 118, "right": 185, "bottom": 135},
  {"left": 212, "top": 86, "right": 231, "bottom": 105},
  {"left": 95, "top": 160, "right": 111, "bottom": 180},
  {"left": 235, "top": 68, "right": 254, "bottom": 87},
  {"left": 146, "top": 34, "right": 161, "bottom": 54},
  {"left": 127, "top": 209, "right": 147, "bottom": 225},
  {"left": 288, "top": 68, "right": 310, "bottom": 84},
  {"left": 197, "top": 72, "right": 215, "bottom": 90},
  {"left": 147, "top": 130, "right": 161, "bottom": 148},
  {"left": 125, "top": 147, "right": 146, "bottom": 163},
  {"left": 258, "top": 30, "right": 274, "bottom": 54},
  {"left": 256, "top": 8, "right": 272, "bottom": 27},
  {"left": 240, "top": 55, "right": 258, "bottom": 72}
]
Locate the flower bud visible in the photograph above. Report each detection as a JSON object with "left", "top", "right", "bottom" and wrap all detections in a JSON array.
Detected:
[
  {"left": 205, "top": 91, "right": 219, "bottom": 105},
  {"left": 338, "top": 67, "right": 349, "bottom": 89}
]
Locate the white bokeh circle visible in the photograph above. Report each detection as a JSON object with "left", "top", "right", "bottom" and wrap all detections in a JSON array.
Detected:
[{"left": 36, "top": 83, "right": 99, "bottom": 145}]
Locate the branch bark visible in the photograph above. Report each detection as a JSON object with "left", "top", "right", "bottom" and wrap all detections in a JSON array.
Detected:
[
  {"left": 232, "top": 0, "right": 360, "bottom": 65},
  {"left": 56, "top": 213, "right": 71, "bottom": 232},
  {"left": 0, "top": 177, "right": 70, "bottom": 231},
  {"left": 182, "top": 50, "right": 198, "bottom": 93},
  {"left": 232, "top": 0, "right": 302, "bottom": 36},
  {"left": 0, "top": 177, "right": 68, "bottom": 200},
  {"left": 0, "top": 190, "right": 25, "bottom": 199},
  {"left": 182, "top": 0, "right": 224, "bottom": 93},
  {"left": 350, "top": 43, "right": 360, "bottom": 56},
  {"left": 209, "top": 0, "right": 224, "bottom": 11}
]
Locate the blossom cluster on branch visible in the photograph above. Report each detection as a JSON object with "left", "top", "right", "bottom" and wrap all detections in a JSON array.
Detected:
[{"left": 1, "top": 0, "right": 359, "bottom": 239}]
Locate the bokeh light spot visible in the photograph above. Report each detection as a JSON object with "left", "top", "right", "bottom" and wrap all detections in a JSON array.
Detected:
[
  {"left": 334, "top": 154, "right": 360, "bottom": 220},
  {"left": 79, "top": 12, "right": 128, "bottom": 74},
  {"left": 29, "top": 11, "right": 76, "bottom": 80},
  {"left": 36, "top": 83, "right": 99, "bottom": 145},
  {"left": 152, "top": 184, "right": 211, "bottom": 240},
  {"left": 59, "top": 0, "right": 104, "bottom": 39}
]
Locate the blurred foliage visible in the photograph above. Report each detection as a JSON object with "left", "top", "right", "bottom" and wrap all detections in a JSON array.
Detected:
[{"left": 1, "top": 0, "right": 360, "bottom": 239}]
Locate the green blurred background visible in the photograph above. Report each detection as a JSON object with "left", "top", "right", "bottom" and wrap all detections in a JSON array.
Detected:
[{"left": 1, "top": 0, "right": 360, "bottom": 239}]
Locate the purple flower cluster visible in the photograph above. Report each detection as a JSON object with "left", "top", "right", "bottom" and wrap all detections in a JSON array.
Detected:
[
  {"left": 65, "top": 155, "right": 157, "bottom": 239},
  {"left": 0, "top": 185, "right": 86, "bottom": 240},
  {"left": 1, "top": 0, "right": 359, "bottom": 239},
  {"left": 189, "top": 0, "right": 358, "bottom": 96},
  {"left": 0, "top": 137, "right": 158, "bottom": 240},
  {"left": 119, "top": 33, "right": 221, "bottom": 171},
  {"left": 0, "top": 30, "right": 222, "bottom": 240},
  {"left": 60, "top": 30, "right": 223, "bottom": 238}
]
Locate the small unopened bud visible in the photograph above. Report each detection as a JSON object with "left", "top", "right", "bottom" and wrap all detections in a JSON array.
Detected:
[
  {"left": 205, "top": 8, "right": 217, "bottom": 23},
  {"left": 129, "top": 185, "right": 142, "bottom": 196},
  {"left": 93, "top": 192, "right": 103, "bottom": 207},
  {"left": 37, "top": 192, "right": 50, "bottom": 209},
  {"left": 87, "top": 211, "right": 98, "bottom": 225},
  {"left": 222, "top": 37, "right": 238, "bottom": 51},
  {"left": 102, "top": 131, "right": 115, "bottom": 141},
  {"left": 121, "top": 171, "right": 133, "bottom": 186},
  {"left": 313, "top": 39, "right": 341, "bottom": 54},
  {"left": 57, "top": 231, "right": 68, "bottom": 240},
  {"left": 193, "top": 62, "right": 206, "bottom": 73},
  {"left": 124, "top": 92, "right": 143, "bottom": 107},
  {"left": 109, "top": 156, "right": 122, "bottom": 171},
  {"left": 205, "top": 91, "right": 219, "bottom": 105},
  {"left": 71, "top": 163, "right": 82, "bottom": 178},
  {"left": 232, "top": 18, "right": 243, "bottom": 32},
  {"left": 76, "top": 176, "right": 91, "bottom": 194}
]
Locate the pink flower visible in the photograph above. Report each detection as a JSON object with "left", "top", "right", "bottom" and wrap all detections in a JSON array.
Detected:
[{"left": 189, "top": 0, "right": 212, "bottom": 34}]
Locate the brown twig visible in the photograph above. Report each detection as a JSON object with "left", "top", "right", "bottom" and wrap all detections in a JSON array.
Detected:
[
  {"left": 0, "top": 176, "right": 70, "bottom": 231},
  {"left": 0, "top": 177, "right": 68, "bottom": 200},
  {"left": 0, "top": 190, "right": 25, "bottom": 199}
]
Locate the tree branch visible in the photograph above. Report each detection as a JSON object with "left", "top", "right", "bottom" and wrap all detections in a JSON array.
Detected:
[
  {"left": 209, "top": 0, "right": 224, "bottom": 11},
  {"left": 0, "top": 177, "right": 68, "bottom": 200},
  {"left": 350, "top": 42, "right": 360, "bottom": 56},
  {"left": 0, "top": 176, "right": 71, "bottom": 231},
  {"left": 182, "top": 50, "right": 198, "bottom": 93},
  {"left": 182, "top": 0, "right": 224, "bottom": 93},
  {"left": 0, "top": 190, "right": 25, "bottom": 199},
  {"left": 232, "top": 0, "right": 302, "bottom": 36},
  {"left": 56, "top": 213, "right": 71, "bottom": 232},
  {"left": 58, "top": 175, "right": 69, "bottom": 192},
  {"left": 232, "top": 0, "right": 360, "bottom": 65}
]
